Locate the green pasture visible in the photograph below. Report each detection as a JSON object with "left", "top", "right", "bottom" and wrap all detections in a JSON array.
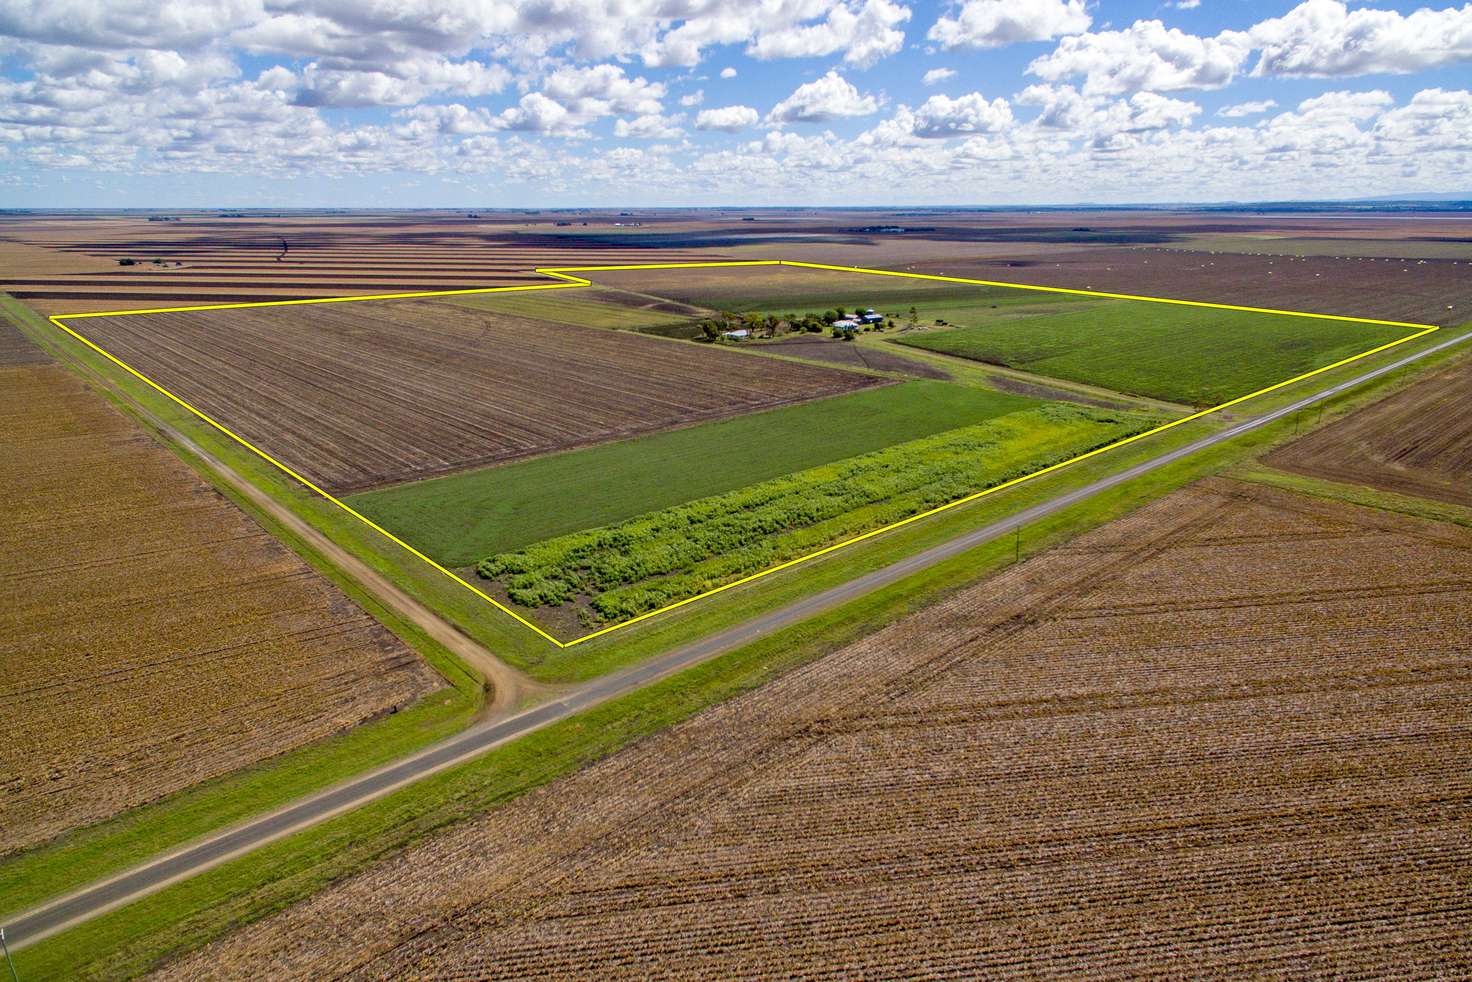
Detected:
[
  {"left": 894, "top": 299, "right": 1411, "bottom": 406},
  {"left": 348, "top": 380, "right": 1035, "bottom": 567}
]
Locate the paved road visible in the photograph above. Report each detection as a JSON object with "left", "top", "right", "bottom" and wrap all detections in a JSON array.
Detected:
[{"left": 7, "top": 328, "right": 1468, "bottom": 950}]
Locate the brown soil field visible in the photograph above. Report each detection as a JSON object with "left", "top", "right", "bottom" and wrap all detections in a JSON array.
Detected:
[
  {"left": 0, "top": 316, "right": 47, "bottom": 366},
  {"left": 72, "top": 298, "right": 880, "bottom": 493},
  {"left": 1266, "top": 352, "right": 1472, "bottom": 506},
  {"left": 0, "top": 356, "right": 441, "bottom": 854},
  {"left": 160, "top": 479, "right": 1472, "bottom": 979}
]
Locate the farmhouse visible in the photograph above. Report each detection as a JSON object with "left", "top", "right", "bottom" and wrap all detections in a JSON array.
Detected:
[{"left": 832, "top": 318, "right": 861, "bottom": 331}]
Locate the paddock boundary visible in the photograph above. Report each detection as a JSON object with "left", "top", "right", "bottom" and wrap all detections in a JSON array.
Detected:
[{"left": 45, "top": 259, "right": 1438, "bottom": 648}]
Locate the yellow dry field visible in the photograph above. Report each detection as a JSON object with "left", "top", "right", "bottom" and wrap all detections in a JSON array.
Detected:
[
  {"left": 0, "top": 353, "right": 441, "bottom": 854},
  {"left": 160, "top": 479, "right": 1472, "bottom": 979}
]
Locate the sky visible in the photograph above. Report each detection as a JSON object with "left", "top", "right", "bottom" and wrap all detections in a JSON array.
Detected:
[{"left": 0, "top": 0, "right": 1469, "bottom": 207}]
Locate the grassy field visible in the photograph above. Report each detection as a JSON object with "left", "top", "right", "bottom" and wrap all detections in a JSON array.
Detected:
[
  {"left": 894, "top": 299, "right": 1412, "bottom": 406},
  {"left": 348, "top": 380, "right": 1035, "bottom": 566},
  {"left": 482, "top": 404, "right": 1150, "bottom": 622},
  {"left": 18, "top": 319, "right": 1465, "bottom": 982},
  {"left": 446, "top": 290, "right": 700, "bottom": 330},
  {"left": 586, "top": 264, "right": 1048, "bottom": 313}
]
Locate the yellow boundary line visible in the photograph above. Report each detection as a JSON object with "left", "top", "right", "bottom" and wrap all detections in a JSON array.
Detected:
[{"left": 46, "top": 259, "right": 1437, "bottom": 649}]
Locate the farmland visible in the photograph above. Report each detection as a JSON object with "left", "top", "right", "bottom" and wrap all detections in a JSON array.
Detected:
[
  {"left": 348, "top": 381, "right": 1033, "bottom": 565},
  {"left": 480, "top": 403, "right": 1150, "bottom": 623},
  {"left": 447, "top": 288, "right": 706, "bottom": 332},
  {"left": 0, "top": 213, "right": 718, "bottom": 313},
  {"left": 894, "top": 298, "right": 1412, "bottom": 406},
  {"left": 1266, "top": 351, "right": 1472, "bottom": 507},
  {"left": 71, "top": 298, "right": 878, "bottom": 493},
  {"left": 0, "top": 353, "right": 440, "bottom": 855},
  {"left": 163, "top": 479, "right": 1472, "bottom": 979}
]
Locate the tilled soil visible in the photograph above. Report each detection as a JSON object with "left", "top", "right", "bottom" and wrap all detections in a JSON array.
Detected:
[
  {"left": 72, "top": 299, "right": 881, "bottom": 494},
  {"left": 160, "top": 479, "right": 1472, "bottom": 980},
  {"left": 1266, "top": 353, "right": 1472, "bottom": 507},
  {"left": 0, "top": 361, "right": 440, "bottom": 854}
]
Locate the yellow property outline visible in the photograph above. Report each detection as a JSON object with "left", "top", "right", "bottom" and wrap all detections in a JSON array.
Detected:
[{"left": 45, "top": 258, "right": 1438, "bottom": 649}]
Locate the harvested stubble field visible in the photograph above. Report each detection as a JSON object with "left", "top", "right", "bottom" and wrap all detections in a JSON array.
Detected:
[
  {"left": 0, "top": 359, "right": 440, "bottom": 855},
  {"left": 71, "top": 299, "right": 878, "bottom": 493},
  {"left": 1266, "top": 350, "right": 1472, "bottom": 506},
  {"left": 162, "top": 479, "right": 1472, "bottom": 979}
]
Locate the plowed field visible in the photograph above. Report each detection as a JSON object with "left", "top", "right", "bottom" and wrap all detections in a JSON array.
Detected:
[
  {"left": 162, "top": 480, "right": 1472, "bottom": 979},
  {"left": 0, "top": 360, "right": 440, "bottom": 854},
  {"left": 72, "top": 300, "right": 878, "bottom": 493},
  {"left": 1266, "top": 353, "right": 1472, "bottom": 507}
]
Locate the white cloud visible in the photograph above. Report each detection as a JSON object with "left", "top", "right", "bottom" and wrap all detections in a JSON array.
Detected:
[
  {"left": 695, "top": 105, "right": 760, "bottom": 131},
  {"left": 290, "top": 58, "right": 510, "bottom": 108},
  {"left": 679, "top": 89, "right": 705, "bottom": 107},
  {"left": 1372, "top": 87, "right": 1472, "bottom": 153},
  {"left": 1028, "top": 20, "right": 1252, "bottom": 95},
  {"left": 747, "top": 0, "right": 911, "bottom": 68},
  {"left": 614, "top": 113, "right": 685, "bottom": 138},
  {"left": 1217, "top": 98, "right": 1277, "bottom": 117},
  {"left": 495, "top": 92, "right": 581, "bottom": 135},
  {"left": 911, "top": 92, "right": 1013, "bottom": 136},
  {"left": 1173, "top": 0, "right": 1201, "bottom": 8},
  {"left": 1250, "top": 0, "right": 1472, "bottom": 78},
  {"left": 541, "top": 64, "right": 665, "bottom": 117},
  {"left": 720, "top": 67, "right": 738, "bottom": 78},
  {"left": 929, "top": 0, "right": 1091, "bottom": 49},
  {"left": 1018, "top": 84, "right": 1199, "bottom": 135},
  {"left": 1295, "top": 89, "right": 1395, "bottom": 120},
  {"left": 923, "top": 67, "right": 957, "bottom": 85},
  {"left": 767, "top": 70, "right": 879, "bottom": 122},
  {"left": 0, "top": 0, "right": 263, "bottom": 50}
]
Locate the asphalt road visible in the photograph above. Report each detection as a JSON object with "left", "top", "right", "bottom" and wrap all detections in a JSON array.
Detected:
[{"left": 7, "top": 327, "right": 1468, "bottom": 950}]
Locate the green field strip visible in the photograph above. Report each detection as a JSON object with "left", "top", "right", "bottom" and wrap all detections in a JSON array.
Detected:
[{"left": 347, "top": 380, "right": 1036, "bottom": 566}]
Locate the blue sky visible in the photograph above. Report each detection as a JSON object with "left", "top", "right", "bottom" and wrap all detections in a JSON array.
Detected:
[{"left": 0, "top": 0, "right": 1468, "bottom": 206}]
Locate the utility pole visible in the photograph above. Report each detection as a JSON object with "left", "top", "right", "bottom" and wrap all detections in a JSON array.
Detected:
[{"left": 2, "top": 927, "right": 20, "bottom": 982}]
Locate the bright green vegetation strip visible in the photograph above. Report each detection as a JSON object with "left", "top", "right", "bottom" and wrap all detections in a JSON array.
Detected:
[
  {"left": 482, "top": 404, "right": 1151, "bottom": 623},
  {"left": 446, "top": 291, "right": 694, "bottom": 329},
  {"left": 894, "top": 299, "right": 1411, "bottom": 406},
  {"left": 348, "top": 380, "right": 1035, "bottom": 566}
]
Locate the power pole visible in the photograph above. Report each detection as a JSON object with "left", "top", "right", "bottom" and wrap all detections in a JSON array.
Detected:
[{"left": 2, "top": 927, "right": 19, "bottom": 982}]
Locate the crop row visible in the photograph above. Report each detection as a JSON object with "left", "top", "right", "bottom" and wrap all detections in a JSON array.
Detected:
[{"left": 479, "top": 404, "right": 1150, "bottom": 621}]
